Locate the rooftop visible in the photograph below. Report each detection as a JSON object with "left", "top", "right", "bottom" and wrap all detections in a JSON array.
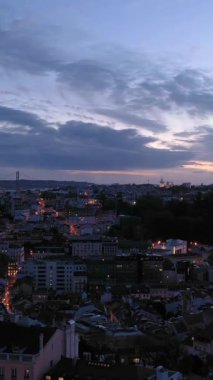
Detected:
[
  {"left": 0, "top": 322, "right": 56, "bottom": 354},
  {"left": 45, "top": 358, "right": 154, "bottom": 380}
]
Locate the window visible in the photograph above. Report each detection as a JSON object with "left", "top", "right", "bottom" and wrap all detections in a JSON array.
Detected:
[
  {"left": 24, "top": 369, "right": 30, "bottom": 379},
  {"left": 0, "top": 367, "right": 4, "bottom": 380},
  {"left": 11, "top": 368, "right": 17, "bottom": 380}
]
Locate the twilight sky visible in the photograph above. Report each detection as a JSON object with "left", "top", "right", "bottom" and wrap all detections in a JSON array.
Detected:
[{"left": 1, "top": 0, "right": 213, "bottom": 184}]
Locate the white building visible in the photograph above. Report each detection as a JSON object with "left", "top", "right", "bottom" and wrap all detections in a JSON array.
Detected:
[
  {"left": 166, "top": 239, "right": 187, "bottom": 254},
  {"left": 153, "top": 239, "right": 187, "bottom": 255},
  {"left": 0, "top": 320, "right": 79, "bottom": 380},
  {"left": 20, "top": 260, "right": 87, "bottom": 293}
]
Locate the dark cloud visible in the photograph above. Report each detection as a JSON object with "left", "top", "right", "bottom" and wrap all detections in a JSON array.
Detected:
[
  {"left": 196, "top": 125, "right": 213, "bottom": 134},
  {"left": 0, "top": 106, "right": 47, "bottom": 130},
  {"left": 174, "top": 131, "right": 197, "bottom": 138},
  {"left": 132, "top": 69, "right": 213, "bottom": 116},
  {"left": 0, "top": 22, "right": 61, "bottom": 74},
  {"left": 0, "top": 107, "right": 193, "bottom": 171},
  {"left": 2, "top": 16, "right": 213, "bottom": 173},
  {"left": 172, "top": 126, "right": 213, "bottom": 162},
  {"left": 174, "top": 69, "right": 208, "bottom": 90},
  {"left": 58, "top": 60, "right": 120, "bottom": 93},
  {"left": 187, "top": 161, "right": 207, "bottom": 167},
  {"left": 95, "top": 108, "right": 167, "bottom": 132},
  {"left": 170, "top": 89, "right": 213, "bottom": 115},
  {"left": 1, "top": 18, "right": 213, "bottom": 121},
  {"left": 174, "top": 125, "right": 213, "bottom": 162},
  {"left": 196, "top": 128, "right": 213, "bottom": 159},
  {"left": 174, "top": 126, "right": 213, "bottom": 140}
]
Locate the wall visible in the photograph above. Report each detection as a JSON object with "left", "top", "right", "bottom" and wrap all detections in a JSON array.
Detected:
[{"left": 33, "top": 329, "right": 64, "bottom": 380}]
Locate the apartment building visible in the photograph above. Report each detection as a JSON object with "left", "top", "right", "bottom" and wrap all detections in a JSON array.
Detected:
[
  {"left": 0, "top": 242, "right": 25, "bottom": 276},
  {"left": 20, "top": 260, "right": 87, "bottom": 293},
  {"left": 0, "top": 320, "right": 79, "bottom": 380},
  {"left": 70, "top": 236, "right": 118, "bottom": 258}
]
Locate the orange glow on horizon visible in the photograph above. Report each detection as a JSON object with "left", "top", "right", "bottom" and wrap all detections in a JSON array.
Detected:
[
  {"left": 184, "top": 161, "right": 213, "bottom": 172},
  {"left": 65, "top": 169, "right": 156, "bottom": 176}
]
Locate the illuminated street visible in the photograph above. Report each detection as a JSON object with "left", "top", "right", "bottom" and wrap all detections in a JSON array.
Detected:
[{"left": 2, "top": 273, "right": 17, "bottom": 313}]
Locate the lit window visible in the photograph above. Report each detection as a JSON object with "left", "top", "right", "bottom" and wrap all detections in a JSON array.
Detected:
[{"left": 133, "top": 358, "right": 140, "bottom": 364}]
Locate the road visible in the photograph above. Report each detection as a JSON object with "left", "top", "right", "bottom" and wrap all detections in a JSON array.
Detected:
[{"left": 2, "top": 274, "right": 16, "bottom": 313}]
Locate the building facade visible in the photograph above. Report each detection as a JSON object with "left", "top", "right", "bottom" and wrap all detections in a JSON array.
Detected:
[
  {"left": 20, "top": 260, "right": 87, "bottom": 293},
  {"left": 70, "top": 236, "right": 118, "bottom": 258},
  {"left": 0, "top": 321, "right": 79, "bottom": 380}
]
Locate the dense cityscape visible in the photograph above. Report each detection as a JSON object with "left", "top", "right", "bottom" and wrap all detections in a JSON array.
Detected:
[
  {"left": 2, "top": 0, "right": 213, "bottom": 379},
  {"left": 0, "top": 177, "right": 212, "bottom": 379}
]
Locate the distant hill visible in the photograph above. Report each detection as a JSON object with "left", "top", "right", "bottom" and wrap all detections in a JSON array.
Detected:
[{"left": 0, "top": 180, "right": 90, "bottom": 190}]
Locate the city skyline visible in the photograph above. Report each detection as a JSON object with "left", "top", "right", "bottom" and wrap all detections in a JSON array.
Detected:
[{"left": 1, "top": 0, "right": 213, "bottom": 184}]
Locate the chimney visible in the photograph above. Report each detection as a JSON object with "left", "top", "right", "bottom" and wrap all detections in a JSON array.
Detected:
[{"left": 39, "top": 333, "right": 44, "bottom": 352}]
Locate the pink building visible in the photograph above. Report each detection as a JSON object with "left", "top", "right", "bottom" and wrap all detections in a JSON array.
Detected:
[{"left": 0, "top": 321, "right": 78, "bottom": 380}]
